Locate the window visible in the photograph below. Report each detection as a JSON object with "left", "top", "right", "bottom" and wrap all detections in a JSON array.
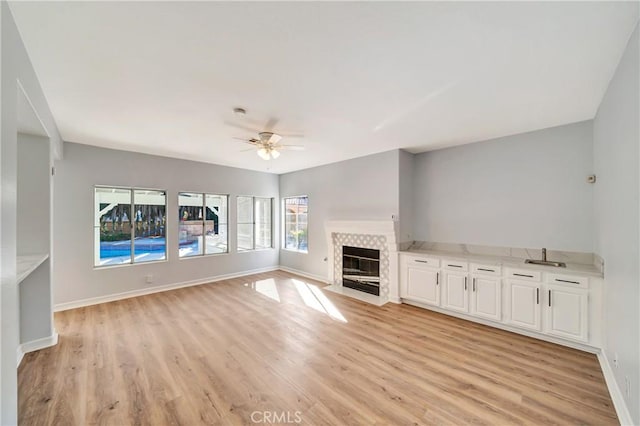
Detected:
[
  {"left": 178, "top": 192, "right": 228, "bottom": 257},
  {"left": 237, "top": 196, "right": 273, "bottom": 251},
  {"left": 94, "top": 187, "right": 166, "bottom": 266},
  {"left": 283, "top": 196, "right": 308, "bottom": 252}
]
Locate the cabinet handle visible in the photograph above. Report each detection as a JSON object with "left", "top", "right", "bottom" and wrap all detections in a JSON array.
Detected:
[
  {"left": 514, "top": 273, "right": 534, "bottom": 278},
  {"left": 464, "top": 276, "right": 467, "bottom": 291},
  {"left": 536, "top": 288, "right": 539, "bottom": 304},
  {"left": 548, "top": 290, "right": 551, "bottom": 307},
  {"left": 478, "top": 268, "right": 495, "bottom": 272},
  {"left": 473, "top": 278, "right": 476, "bottom": 292},
  {"left": 414, "top": 259, "right": 429, "bottom": 264},
  {"left": 448, "top": 264, "right": 463, "bottom": 268},
  {"left": 555, "top": 278, "right": 580, "bottom": 285},
  {"left": 436, "top": 272, "right": 439, "bottom": 285}
]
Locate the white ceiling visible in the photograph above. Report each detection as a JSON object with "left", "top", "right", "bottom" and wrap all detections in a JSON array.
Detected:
[{"left": 9, "top": 2, "right": 639, "bottom": 174}]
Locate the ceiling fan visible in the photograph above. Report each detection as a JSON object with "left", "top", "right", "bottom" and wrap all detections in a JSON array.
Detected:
[
  {"left": 226, "top": 118, "right": 305, "bottom": 160},
  {"left": 234, "top": 131, "right": 305, "bottom": 160}
]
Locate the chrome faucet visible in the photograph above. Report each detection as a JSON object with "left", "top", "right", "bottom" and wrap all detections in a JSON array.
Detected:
[{"left": 525, "top": 247, "right": 566, "bottom": 267}]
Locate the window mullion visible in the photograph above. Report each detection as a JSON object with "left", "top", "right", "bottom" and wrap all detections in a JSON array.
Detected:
[
  {"left": 130, "top": 189, "right": 135, "bottom": 264},
  {"left": 201, "top": 195, "right": 205, "bottom": 256},
  {"left": 298, "top": 210, "right": 301, "bottom": 249}
]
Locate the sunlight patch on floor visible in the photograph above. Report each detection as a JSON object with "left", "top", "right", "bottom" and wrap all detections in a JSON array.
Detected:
[
  {"left": 245, "top": 278, "right": 281, "bottom": 302},
  {"left": 292, "top": 279, "right": 347, "bottom": 323}
]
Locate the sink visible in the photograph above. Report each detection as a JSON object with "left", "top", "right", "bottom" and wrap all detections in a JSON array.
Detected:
[
  {"left": 525, "top": 247, "right": 566, "bottom": 268},
  {"left": 525, "top": 259, "right": 566, "bottom": 268}
]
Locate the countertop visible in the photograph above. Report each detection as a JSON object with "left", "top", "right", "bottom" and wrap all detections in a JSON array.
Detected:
[
  {"left": 17, "top": 254, "right": 49, "bottom": 284},
  {"left": 400, "top": 248, "right": 603, "bottom": 278}
]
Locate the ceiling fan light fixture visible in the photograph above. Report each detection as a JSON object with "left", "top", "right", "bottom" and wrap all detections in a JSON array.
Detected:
[
  {"left": 257, "top": 147, "right": 270, "bottom": 160},
  {"left": 271, "top": 149, "right": 280, "bottom": 159}
]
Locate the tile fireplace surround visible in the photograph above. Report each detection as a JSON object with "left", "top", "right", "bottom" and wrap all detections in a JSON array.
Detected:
[{"left": 324, "top": 220, "right": 400, "bottom": 305}]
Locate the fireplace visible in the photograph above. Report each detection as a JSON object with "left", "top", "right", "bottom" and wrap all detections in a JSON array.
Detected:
[
  {"left": 324, "top": 220, "right": 400, "bottom": 305},
  {"left": 342, "top": 246, "right": 380, "bottom": 296}
]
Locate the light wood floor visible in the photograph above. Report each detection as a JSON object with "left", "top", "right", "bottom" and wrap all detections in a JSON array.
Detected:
[{"left": 19, "top": 270, "right": 617, "bottom": 425}]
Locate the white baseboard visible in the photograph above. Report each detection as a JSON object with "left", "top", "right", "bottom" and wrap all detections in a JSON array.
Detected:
[
  {"left": 54, "top": 266, "right": 279, "bottom": 312},
  {"left": 277, "top": 266, "right": 329, "bottom": 284},
  {"left": 17, "top": 331, "right": 59, "bottom": 367},
  {"left": 598, "top": 351, "right": 634, "bottom": 425}
]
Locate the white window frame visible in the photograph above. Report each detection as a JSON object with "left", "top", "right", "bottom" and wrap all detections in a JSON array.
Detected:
[
  {"left": 282, "top": 195, "right": 308, "bottom": 253},
  {"left": 94, "top": 186, "right": 167, "bottom": 268},
  {"left": 237, "top": 196, "right": 274, "bottom": 251},
  {"left": 178, "top": 192, "right": 229, "bottom": 258}
]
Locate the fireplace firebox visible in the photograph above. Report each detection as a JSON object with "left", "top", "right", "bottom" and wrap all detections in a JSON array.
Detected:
[{"left": 342, "top": 246, "right": 380, "bottom": 296}]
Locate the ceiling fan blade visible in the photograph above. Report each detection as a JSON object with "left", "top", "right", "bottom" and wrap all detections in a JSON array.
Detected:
[
  {"left": 240, "top": 148, "right": 255, "bottom": 152},
  {"left": 264, "top": 117, "right": 279, "bottom": 131},
  {"left": 279, "top": 133, "right": 304, "bottom": 138},
  {"left": 233, "top": 138, "right": 259, "bottom": 146},
  {"left": 268, "top": 133, "right": 282, "bottom": 144},
  {"left": 224, "top": 121, "right": 262, "bottom": 133}
]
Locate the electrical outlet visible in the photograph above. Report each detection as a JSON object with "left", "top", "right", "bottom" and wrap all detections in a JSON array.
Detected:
[
  {"left": 145, "top": 274, "right": 153, "bottom": 284},
  {"left": 613, "top": 353, "right": 619, "bottom": 368},
  {"left": 625, "top": 377, "right": 631, "bottom": 398}
]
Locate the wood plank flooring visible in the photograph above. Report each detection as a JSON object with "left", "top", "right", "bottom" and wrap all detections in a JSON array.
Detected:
[{"left": 19, "top": 270, "right": 617, "bottom": 425}]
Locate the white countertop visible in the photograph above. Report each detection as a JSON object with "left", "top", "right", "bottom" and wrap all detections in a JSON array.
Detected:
[
  {"left": 17, "top": 254, "right": 49, "bottom": 284},
  {"left": 400, "top": 248, "right": 603, "bottom": 278}
]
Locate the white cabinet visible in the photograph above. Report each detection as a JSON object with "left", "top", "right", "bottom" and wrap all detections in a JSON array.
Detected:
[
  {"left": 506, "top": 280, "right": 541, "bottom": 331},
  {"left": 442, "top": 271, "right": 468, "bottom": 313},
  {"left": 399, "top": 253, "right": 599, "bottom": 349},
  {"left": 405, "top": 266, "right": 440, "bottom": 306},
  {"left": 471, "top": 275, "right": 501, "bottom": 322},
  {"left": 544, "top": 285, "right": 588, "bottom": 342}
]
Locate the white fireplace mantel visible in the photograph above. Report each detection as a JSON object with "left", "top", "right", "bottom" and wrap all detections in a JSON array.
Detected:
[{"left": 324, "top": 220, "right": 400, "bottom": 305}]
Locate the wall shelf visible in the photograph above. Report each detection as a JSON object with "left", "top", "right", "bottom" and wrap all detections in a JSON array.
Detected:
[{"left": 17, "top": 254, "right": 49, "bottom": 284}]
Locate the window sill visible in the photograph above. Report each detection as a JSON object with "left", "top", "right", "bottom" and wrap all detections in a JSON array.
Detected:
[
  {"left": 281, "top": 248, "right": 308, "bottom": 254},
  {"left": 93, "top": 258, "right": 168, "bottom": 270},
  {"left": 237, "top": 247, "right": 276, "bottom": 253},
  {"left": 179, "top": 252, "right": 230, "bottom": 260}
]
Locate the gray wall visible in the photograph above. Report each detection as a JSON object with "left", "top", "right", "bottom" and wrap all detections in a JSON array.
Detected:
[
  {"left": 53, "top": 142, "right": 279, "bottom": 306},
  {"left": 412, "top": 121, "right": 595, "bottom": 252},
  {"left": 594, "top": 23, "right": 639, "bottom": 424},
  {"left": 17, "top": 134, "right": 53, "bottom": 346},
  {"left": 1, "top": 4, "right": 62, "bottom": 424},
  {"left": 17, "top": 134, "right": 50, "bottom": 255},
  {"left": 279, "top": 150, "right": 400, "bottom": 279},
  {"left": 398, "top": 150, "right": 414, "bottom": 244}
]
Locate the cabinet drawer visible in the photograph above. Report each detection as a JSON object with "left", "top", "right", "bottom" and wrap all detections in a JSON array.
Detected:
[
  {"left": 471, "top": 263, "right": 501, "bottom": 276},
  {"left": 442, "top": 259, "right": 468, "bottom": 271},
  {"left": 545, "top": 273, "right": 588, "bottom": 289},
  {"left": 404, "top": 255, "right": 440, "bottom": 268},
  {"left": 507, "top": 268, "right": 541, "bottom": 282}
]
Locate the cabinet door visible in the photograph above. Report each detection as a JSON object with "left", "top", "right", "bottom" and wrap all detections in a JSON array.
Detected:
[
  {"left": 406, "top": 266, "right": 440, "bottom": 306},
  {"left": 544, "top": 285, "right": 588, "bottom": 342},
  {"left": 506, "top": 280, "right": 541, "bottom": 331},
  {"left": 471, "top": 276, "right": 501, "bottom": 322},
  {"left": 442, "top": 272, "right": 468, "bottom": 313}
]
